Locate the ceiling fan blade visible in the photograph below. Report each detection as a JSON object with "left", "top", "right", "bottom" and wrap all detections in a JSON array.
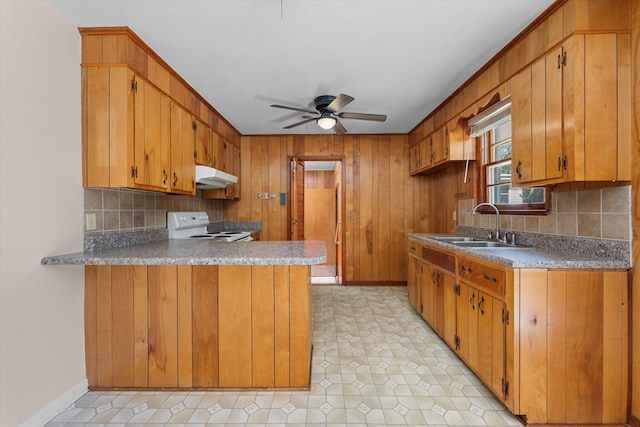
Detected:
[
  {"left": 326, "top": 94, "right": 355, "bottom": 113},
  {"left": 283, "top": 117, "right": 317, "bottom": 129},
  {"left": 338, "top": 112, "right": 387, "bottom": 122},
  {"left": 333, "top": 119, "right": 347, "bottom": 134},
  {"left": 271, "top": 104, "right": 318, "bottom": 115}
]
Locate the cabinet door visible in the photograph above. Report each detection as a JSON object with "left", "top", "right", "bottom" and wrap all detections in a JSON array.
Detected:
[
  {"left": 232, "top": 144, "right": 241, "bottom": 199},
  {"left": 442, "top": 274, "right": 456, "bottom": 348},
  {"left": 511, "top": 66, "right": 533, "bottom": 184},
  {"left": 455, "top": 282, "right": 470, "bottom": 361},
  {"left": 133, "top": 77, "right": 170, "bottom": 190},
  {"left": 194, "top": 119, "right": 212, "bottom": 166},
  {"left": 431, "top": 127, "right": 447, "bottom": 165},
  {"left": 420, "top": 137, "right": 432, "bottom": 170},
  {"left": 169, "top": 103, "right": 195, "bottom": 194},
  {"left": 211, "top": 132, "right": 222, "bottom": 169},
  {"left": 409, "top": 144, "right": 421, "bottom": 174},
  {"left": 407, "top": 255, "right": 420, "bottom": 312}
]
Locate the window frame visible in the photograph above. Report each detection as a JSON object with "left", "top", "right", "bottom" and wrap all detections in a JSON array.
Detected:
[{"left": 475, "top": 127, "right": 551, "bottom": 215}]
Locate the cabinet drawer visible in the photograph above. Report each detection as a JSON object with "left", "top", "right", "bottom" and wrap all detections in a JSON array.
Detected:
[
  {"left": 458, "top": 257, "right": 505, "bottom": 296},
  {"left": 422, "top": 246, "right": 456, "bottom": 274},
  {"left": 408, "top": 240, "right": 420, "bottom": 257}
]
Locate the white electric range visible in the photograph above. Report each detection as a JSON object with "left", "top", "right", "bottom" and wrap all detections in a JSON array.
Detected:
[{"left": 167, "top": 212, "right": 253, "bottom": 242}]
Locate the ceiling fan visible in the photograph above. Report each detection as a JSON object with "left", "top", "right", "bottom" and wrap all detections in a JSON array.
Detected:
[{"left": 271, "top": 94, "right": 387, "bottom": 134}]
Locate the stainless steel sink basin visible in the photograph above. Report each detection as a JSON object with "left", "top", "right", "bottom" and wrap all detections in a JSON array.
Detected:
[
  {"left": 452, "top": 241, "right": 527, "bottom": 249},
  {"left": 429, "top": 236, "right": 485, "bottom": 243}
]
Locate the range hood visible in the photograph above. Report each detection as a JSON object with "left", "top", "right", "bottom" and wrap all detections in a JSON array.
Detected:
[{"left": 195, "top": 165, "right": 238, "bottom": 189}]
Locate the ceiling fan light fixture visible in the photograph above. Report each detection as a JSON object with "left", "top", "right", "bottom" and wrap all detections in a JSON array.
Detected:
[{"left": 317, "top": 115, "right": 336, "bottom": 130}]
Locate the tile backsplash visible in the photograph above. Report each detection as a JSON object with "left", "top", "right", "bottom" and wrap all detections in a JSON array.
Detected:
[
  {"left": 458, "top": 186, "right": 631, "bottom": 241},
  {"left": 84, "top": 188, "right": 224, "bottom": 235}
]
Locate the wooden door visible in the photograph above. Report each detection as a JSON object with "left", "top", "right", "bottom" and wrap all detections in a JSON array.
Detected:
[
  {"left": 290, "top": 159, "right": 305, "bottom": 240},
  {"left": 305, "top": 188, "right": 336, "bottom": 265},
  {"left": 409, "top": 143, "right": 421, "bottom": 174},
  {"left": 420, "top": 137, "right": 432, "bottom": 169}
]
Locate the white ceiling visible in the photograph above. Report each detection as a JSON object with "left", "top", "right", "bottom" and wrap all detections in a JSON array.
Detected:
[{"left": 50, "top": 0, "right": 553, "bottom": 136}]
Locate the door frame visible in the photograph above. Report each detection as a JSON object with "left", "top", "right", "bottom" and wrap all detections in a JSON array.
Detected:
[{"left": 287, "top": 155, "right": 346, "bottom": 283}]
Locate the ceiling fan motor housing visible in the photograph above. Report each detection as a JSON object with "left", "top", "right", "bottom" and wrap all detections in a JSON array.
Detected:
[{"left": 313, "top": 95, "right": 336, "bottom": 113}]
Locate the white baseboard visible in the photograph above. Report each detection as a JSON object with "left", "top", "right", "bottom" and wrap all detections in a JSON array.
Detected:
[{"left": 18, "top": 378, "right": 88, "bottom": 427}]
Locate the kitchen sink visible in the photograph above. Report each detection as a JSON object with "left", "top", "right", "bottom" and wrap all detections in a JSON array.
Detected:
[
  {"left": 452, "top": 241, "right": 527, "bottom": 249},
  {"left": 429, "top": 236, "right": 485, "bottom": 243}
]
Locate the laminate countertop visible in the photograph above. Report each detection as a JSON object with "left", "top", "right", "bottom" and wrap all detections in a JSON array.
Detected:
[
  {"left": 41, "top": 239, "right": 326, "bottom": 266},
  {"left": 408, "top": 233, "right": 630, "bottom": 269}
]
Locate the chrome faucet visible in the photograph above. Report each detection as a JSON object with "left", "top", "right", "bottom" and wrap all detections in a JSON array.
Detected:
[{"left": 471, "top": 202, "right": 501, "bottom": 241}]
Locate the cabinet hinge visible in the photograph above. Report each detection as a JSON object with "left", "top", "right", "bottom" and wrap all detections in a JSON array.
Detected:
[
  {"left": 192, "top": 121, "right": 197, "bottom": 131},
  {"left": 131, "top": 166, "right": 137, "bottom": 178},
  {"left": 502, "top": 308, "right": 510, "bottom": 325},
  {"left": 454, "top": 335, "right": 461, "bottom": 350},
  {"left": 562, "top": 156, "right": 567, "bottom": 170},
  {"left": 131, "top": 79, "right": 137, "bottom": 93},
  {"left": 562, "top": 51, "right": 567, "bottom": 67},
  {"left": 502, "top": 378, "right": 510, "bottom": 398},
  {"left": 194, "top": 150, "right": 198, "bottom": 160},
  {"left": 454, "top": 283, "right": 460, "bottom": 296}
]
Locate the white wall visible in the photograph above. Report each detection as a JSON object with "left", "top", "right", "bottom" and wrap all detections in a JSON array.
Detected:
[{"left": 0, "top": 1, "right": 86, "bottom": 425}]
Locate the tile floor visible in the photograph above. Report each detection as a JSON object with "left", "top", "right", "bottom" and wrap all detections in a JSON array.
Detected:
[{"left": 46, "top": 286, "right": 523, "bottom": 426}]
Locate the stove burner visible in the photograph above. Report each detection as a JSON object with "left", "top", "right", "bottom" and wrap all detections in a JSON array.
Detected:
[{"left": 190, "top": 235, "right": 213, "bottom": 238}]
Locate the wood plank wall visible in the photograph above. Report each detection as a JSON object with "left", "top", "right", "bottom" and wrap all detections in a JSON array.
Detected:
[
  {"left": 631, "top": 0, "right": 639, "bottom": 422},
  {"left": 225, "top": 134, "right": 471, "bottom": 283}
]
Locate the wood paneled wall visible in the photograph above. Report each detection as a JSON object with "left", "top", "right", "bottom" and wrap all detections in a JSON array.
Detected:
[
  {"left": 631, "top": 0, "right": 639, "bottom": 422},
  {"left": 225, "top": 134, "right": 465, "bottom": 283}
]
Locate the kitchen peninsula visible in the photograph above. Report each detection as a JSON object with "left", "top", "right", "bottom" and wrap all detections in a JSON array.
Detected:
[{"left": 42, "top": 239, "right": 326, "bottom": 390}]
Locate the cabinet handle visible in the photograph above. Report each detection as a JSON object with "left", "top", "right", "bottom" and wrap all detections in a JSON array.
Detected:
[
  {"left": 470, "top": 292, "right": 476, "bottom": 309},
  {"left": 557, "top": 53, "right": 561, "bottom": 69},
  {"left": 484, "top": 274, "right": 497, "bottom": 283},
  {"left": 557, "top": 156, "right": 562, "bottom": 171},
  {"left": 479, "top": 296, "right": 485, "bottom": 315},
  {"left": 516, "top": 161, "right": 522, "bottom": 179},
  {"left": 173, "top": 172, "right": 178, "bottom": 186},
  {"left": 162, "top": 170, "right": 168, "bottom": 184},
  {"left": 431, "top": 270, "right": 437, "bottom": 284},
  {"left": 461, "top": 265, "right": 472, "bottom": 273}
]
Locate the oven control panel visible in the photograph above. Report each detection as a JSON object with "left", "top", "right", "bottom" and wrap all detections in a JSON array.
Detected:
[{"left": 167, "top": 211, "right": 209, "bottom": 231}]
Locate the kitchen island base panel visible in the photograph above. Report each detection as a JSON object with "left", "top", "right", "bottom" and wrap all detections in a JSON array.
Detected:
[{"left": 84, "top": 264, "right": 311, "bottom": 390}]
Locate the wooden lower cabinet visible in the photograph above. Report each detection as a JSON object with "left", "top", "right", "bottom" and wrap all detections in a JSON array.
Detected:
[
  {"left": 84, "top": 264, "right": 311, "bottom": 390},
  {"left": 407, "top": 239, "right": 629, "bottom": 425}
]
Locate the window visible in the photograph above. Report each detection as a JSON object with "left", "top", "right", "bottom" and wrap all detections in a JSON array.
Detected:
[{"left": 471, "top": 98, "right": 549, "bottom": 214}]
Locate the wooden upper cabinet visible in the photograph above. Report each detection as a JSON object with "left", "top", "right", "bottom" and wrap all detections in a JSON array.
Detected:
[
  {"left": 80, "top": 28, "right": 240, "bottom": 195},
  {"left": 169, "top": 102, "right": 195, "bottom": 195},
  {"left": 133, "top": 77, "right": 171, "bottom": 190},
  {"left": 82, "top": 67, "right": 169, "bottom": 192},
  {"left": 512, "top": 47, "right": 563, "bottom": 186},
  {"left": 211, "top": 132, "right": 221, "bottom": 169},
  {"left": 409, "top": 118, "right": 473, "bottom": 175},
  {"left": 202, "top": 143, "right": 241, "bottom": 200},
  {"left": 511, "top": 33, "right": 631, "bottom": 186},
  {"left": 194, "top": 119, "right": 212, "bottom": 167}
]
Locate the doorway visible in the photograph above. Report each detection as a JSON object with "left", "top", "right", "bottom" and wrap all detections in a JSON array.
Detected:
[{"left": 289, "top": 157, "right": 344, "bottom": 284}]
